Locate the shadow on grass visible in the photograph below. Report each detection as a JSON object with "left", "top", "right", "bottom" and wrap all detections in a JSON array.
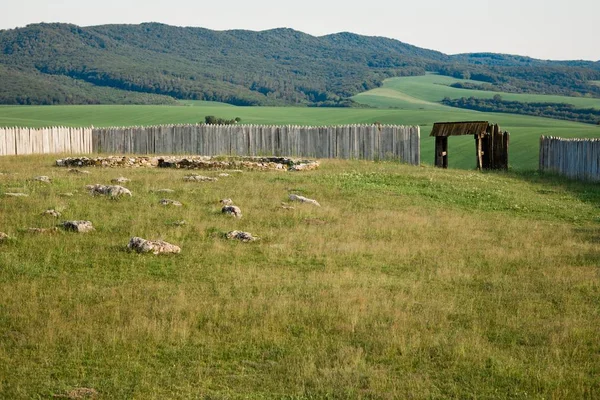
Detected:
[{"left": 510, "top": 169, "right": 600, "bottom": 209}]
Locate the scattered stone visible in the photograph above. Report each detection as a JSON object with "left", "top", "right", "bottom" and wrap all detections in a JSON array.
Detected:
[
  {"left": 86, "top": 184, "right": 132, "bottom": 197},
  {"left": 33, "top": 176, "right": 52, "bottom": 184},
  {"left": 154, "top": 188, "right": 175, "bottom": 193},
  {"left": 127, "top": 237, "right": 181, "bottom": 255},
  {"left": 160, "top": 199, "right": 183, "bottom": 207},
  {"left": 42, "top": 209, "right": 62, "bottom": 218},
  {"left": 289, "top": 194, "right": 321, "bottom": 206},
  {"left": 59, "top": 192, "right": 74, "bottom": 197},
  {"left": 183, "top": 174, "right": 218, "bottom": 182},
  {"left": 226, "top": 230, "right": 258, "bottom": 242},
  {"left": 28, "top": 227, "right": 59, "bottom": 234},
  {"left": 61, "top": 220, "right": 94, "bottom": 233},
  {"left": 111, "top": 176, "right": 131, "bottom": 184},
  {"left": 289, "top": 161, "right": 320, "bottom": 171},
  {"left": 218, "top": 173, "right": 230, "bottom": 177},
  {"left": 171, "top": 220, "right": 186, "bottom": 226},
  {"left": 281, "top": 202, "right": 295, "bottom": 210},
  {"left": 67, "top": 168, "right": 90, "bottom": 174},
  {"left": 4, "top": 192, "right": 29, "bottom": 197},
  {"left": 0, "top": 232, "right": 9, "bottom": 242},
  {"left": 220, "top": 198, "right": 234, "bottom": 206},
  {"left": 222, "top": 205, "right": 242, "bottom": 218}
]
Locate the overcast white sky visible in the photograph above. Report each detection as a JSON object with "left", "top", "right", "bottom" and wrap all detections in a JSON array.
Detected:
[{"left": 1, "top": 0, "right": 598, "bottom": 61}]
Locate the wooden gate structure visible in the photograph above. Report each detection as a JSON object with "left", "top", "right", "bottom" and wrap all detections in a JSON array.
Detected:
[{"left": 430, "top": 121, "right": 509, "bottom": 170}]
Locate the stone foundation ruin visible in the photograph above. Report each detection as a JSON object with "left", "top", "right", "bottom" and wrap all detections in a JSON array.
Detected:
[{"left": 56, "top": 156, "right": 319, "bottom": 172}]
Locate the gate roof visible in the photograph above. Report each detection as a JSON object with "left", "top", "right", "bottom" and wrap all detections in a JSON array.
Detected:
[{"left": 430, "top": 121, "right": 490, "bottom": 137}]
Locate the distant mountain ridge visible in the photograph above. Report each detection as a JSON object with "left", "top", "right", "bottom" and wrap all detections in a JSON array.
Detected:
[{"left": 1, "top": 22, "right": 599, "bottom": 106}]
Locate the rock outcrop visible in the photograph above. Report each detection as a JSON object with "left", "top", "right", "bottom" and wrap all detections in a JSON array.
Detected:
[
  {"left": 226, "top": 230, "right": 258, "bottom": 242},
  {"left": 111, "top": 177, "right": 131, "bottom": 184},
  {"left": 127, "top": 237, "right": 181, "bottom": 255},
  {"left": 159, "top": 199, "right": 183, "bottom": 207},
  {"left": 4, "top": 192, "right": 29, "bottom": 197},
  {"left": 86, "top": 184, "right": 132, "bottom": 197},
  {"left": 289, "top": 194, "right": 321, "bottom": 206},
  {"left": 42, "top": 209, "right": 62, "bottom": 218},
  {"left": 183, "top": 174, "right": 218, "bottom": 182},
  {"left": 222, "top": 205, "right": 242, "bottom": 218},
  {"left": 61, "top": 220, "right": 95, "bottom": 233},
  {"left": 33, "top": 176, "right": 52, "bottom": 183}
]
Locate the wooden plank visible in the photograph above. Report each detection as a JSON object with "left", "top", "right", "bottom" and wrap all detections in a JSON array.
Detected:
[{"left": 0, "top": 128, "right": 5, "bottom": 156}]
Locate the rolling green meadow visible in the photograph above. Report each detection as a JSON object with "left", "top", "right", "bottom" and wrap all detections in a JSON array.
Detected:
[
  {"left": 1, "top": 75, "right": 600, "bottom": 398},
  {"left": 0, "top": 155, "right": 599, "bottom": 399},
  {"left": 1, "top": 74, "right": 599, "bottom": 170}
]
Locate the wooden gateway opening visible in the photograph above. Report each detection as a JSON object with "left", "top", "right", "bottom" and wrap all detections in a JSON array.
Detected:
[{"left": 430, "top": 121, "right": 509, "bottom": 170}]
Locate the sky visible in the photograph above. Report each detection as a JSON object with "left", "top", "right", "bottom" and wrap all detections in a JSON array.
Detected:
[{"left": 1, "top": 0, "right": 598, "bottom": 61}]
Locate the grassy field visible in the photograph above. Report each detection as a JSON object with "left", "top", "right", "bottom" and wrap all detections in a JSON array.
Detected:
[
  {"left": 0, "top": 156, "right": 598, "bottom": 398},
  {"left": 353, "top": 74, "right": 600, "bottom": 110},
  {"left": 1, "top": 75, "right": 599, "bottom": 170}
]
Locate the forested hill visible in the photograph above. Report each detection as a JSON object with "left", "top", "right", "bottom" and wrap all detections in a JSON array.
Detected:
[{"left": 1, "top": 22, "right": 599, "bottom": 106}]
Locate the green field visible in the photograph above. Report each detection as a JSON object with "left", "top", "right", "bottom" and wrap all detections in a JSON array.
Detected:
[
  {"left": 177, "top": 100, "right": 235, "bottom": 107},
  {"left": 0, "top": 156, "right": 598, "bottom": 398},
  {"left": 1, "top": 75, "right": 599, "bottom": 170},
  {"left": 353, "top": 74, "right": 600, "bottom": 110}
]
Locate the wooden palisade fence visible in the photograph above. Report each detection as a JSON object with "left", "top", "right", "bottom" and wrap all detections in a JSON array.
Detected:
[
  {"left": 539, "top": 136, "right": 600, "bottom": 181},
  {"left": 0, "top": 126, "right": 93, "bottom": 156},
  {"left": 0, "top": 124, "right": 420, "bottom": 164},
  {"left": 93, "top": 124, "right": 420, "bottom": 164}
]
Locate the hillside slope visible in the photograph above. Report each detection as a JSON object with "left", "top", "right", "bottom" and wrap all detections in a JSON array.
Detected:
[{"left": 1, "top": 23, "right": 600, "bottom": 106}]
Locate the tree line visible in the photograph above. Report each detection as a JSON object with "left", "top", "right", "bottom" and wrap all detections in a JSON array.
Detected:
[{"left": 442, "top": 95, "right": 600, "bottom": 125}]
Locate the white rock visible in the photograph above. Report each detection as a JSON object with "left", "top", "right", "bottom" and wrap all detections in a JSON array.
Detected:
[
  {"left": 42, "top": 209, "right": 62, "bottom": 218},
  {"left": 160, "top": 199, "right": 183, "bottom": 206},
  {"left": 4, "top": 192, "right": 29, "bottom": 197},
  {"left": 62, "top": 220, "right": 95, "bottom": 233},
  {"left": 33, "top": 176, "right": 52, "bottom": 183},
  {"left": 289, "top": 194, "right": 320, "bottom": 206},
  {"left": 222, "top": 205, "right": 242, "bottom": 218},
  {"left": 111, "top": 177, "right": 131, "bottom": 184},
  {"left": 86, "top": 184, "right": 132, "bottom": 197},
  {"left": 183, "top": 174, "right": 218, "bottom": 182},
  {"left": 127, "top": 237, "right": 181, "bottom": 255},
  {"left": 226, "top": 230, "right": 258, "bottom": 242}
]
